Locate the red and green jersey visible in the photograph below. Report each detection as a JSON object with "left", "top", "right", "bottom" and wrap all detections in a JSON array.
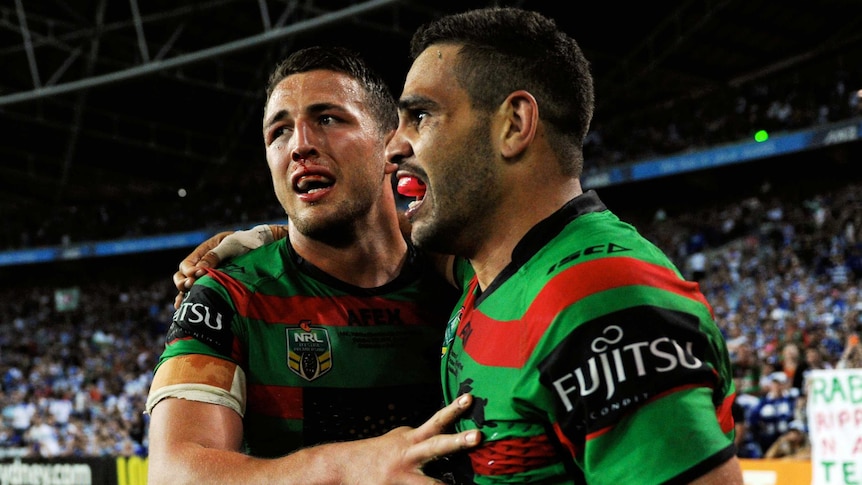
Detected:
[
  {"left": 442, "top": 191, "right": 737, "bottom": 484},
  {"left": 154, "top": 237, "right": 459, "bottom": 457}
]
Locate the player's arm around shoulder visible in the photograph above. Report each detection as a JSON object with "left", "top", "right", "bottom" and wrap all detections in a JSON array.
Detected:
[{"left": 172, "top": 224, "right": 288, "bottom": 307}]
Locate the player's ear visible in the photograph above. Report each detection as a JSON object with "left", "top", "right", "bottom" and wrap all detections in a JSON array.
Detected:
[{"left": 498, "top": 90, "right": 538, "bottom": 159}]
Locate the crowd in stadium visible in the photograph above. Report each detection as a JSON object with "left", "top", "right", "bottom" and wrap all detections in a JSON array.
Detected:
[
  {"left": 0, "top": 278, "right": 169, "bottom": 458},
  {"left": 1, "top": 174, "right": 860, "bottom": 460},
  {"left": 1, "top": 61, "right": 861, "bottom": 461}
]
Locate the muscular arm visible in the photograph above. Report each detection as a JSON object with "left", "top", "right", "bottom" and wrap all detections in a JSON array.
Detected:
[
  {"left": 172, "top": 225, "right": 288, "bottom": 308},
  {"left": 148, "top": 395, "right": 480, "bottom": 485}
]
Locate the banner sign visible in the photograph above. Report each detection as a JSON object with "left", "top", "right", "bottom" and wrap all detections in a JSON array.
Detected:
[
  {"left": 0, "top": 456, "right": 146, "bottom": 485},
  {"left": 807, "top": 368, "right": 862, "bottom": 485}
]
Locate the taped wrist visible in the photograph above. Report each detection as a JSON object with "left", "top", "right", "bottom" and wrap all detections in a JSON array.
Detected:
[{"left": 210, "top": 224, "right": 275, "bottom": 262}]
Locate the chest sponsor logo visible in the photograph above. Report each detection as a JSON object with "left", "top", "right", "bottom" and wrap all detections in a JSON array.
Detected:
[
  {"left": 286, "top": 321, "right": 332, "bottom": 381},
  {"left": 539, "top": 306, "right": 711, "bottom": 432},
  {"left": 551, "top": 324, "right": 701, "bottom": 406},
  {"left": 346, "top": 308, "right": 405, "bottom": 326}
]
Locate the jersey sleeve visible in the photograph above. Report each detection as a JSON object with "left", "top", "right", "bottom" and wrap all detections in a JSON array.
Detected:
[
  {"left": 532, "top": 264, "right": 736, "bottom": 484},
  {"left": 445, "top": 206, "right": 738, "bottom": 484},
  {"left": 146, "top": 276, "right": 247, "bottom": 417}
]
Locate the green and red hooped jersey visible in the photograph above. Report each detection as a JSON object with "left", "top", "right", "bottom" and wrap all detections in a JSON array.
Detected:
[
  {"left": 442, "top": 191, "right": 737, "bottom": 485},
  {"left": 154, "top": 237, "right": 459, "bottom": 458}
]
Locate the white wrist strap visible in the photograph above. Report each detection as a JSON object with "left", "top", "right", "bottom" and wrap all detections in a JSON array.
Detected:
[{"left": 210, "top": 224, "right": 274, "bottom": 261}]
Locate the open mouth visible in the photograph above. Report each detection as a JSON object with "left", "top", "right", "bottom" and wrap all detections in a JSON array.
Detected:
[
  {"left": 397, "top": 175, "right": 426, "bottom": 217},
  {"left": 294, "top": 174, "right": 334, "bottom": 194}
]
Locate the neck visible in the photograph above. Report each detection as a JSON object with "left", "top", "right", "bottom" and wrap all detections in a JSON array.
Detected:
[
  {"left": 289, "top": 213, "right": 408, "bottom": 289},
  {"left": 470, "top": 178, "right": 582, "bottom": 290}
]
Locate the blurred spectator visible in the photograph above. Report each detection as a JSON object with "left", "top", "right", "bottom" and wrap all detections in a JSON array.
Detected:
[
  {"left": 801, "top": 344, "right": 833, "bottom": 379},
  {"left": 748, "top": 372, "right": 799, "bottom": 454},
  {"left": 838, "top": 328, "right": 862, "bottom": 369},
  {"left": 6, "top": 390, "right": 35, "bottom": 446},
  {"left": 763, "top": 420, "right": 811, "bottom": 460},
  {"left": 731, "top": 341, "right": 762, "bottom": 396},
  {"left": 780, "top": 342, "right": 806, "bottom": 394},
  {"left": 686, "top": 249, "right": 708, "bottom": 283},
  {"left": 732, "top": 380, "right": 764, "bottom": 458},
  {"left": 25, "top": 414, "right": 62, "bottom": 457}
]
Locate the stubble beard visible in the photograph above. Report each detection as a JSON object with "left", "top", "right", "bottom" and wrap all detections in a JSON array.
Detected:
[
  {"left": 289, "top": 197, "right": 370, "bottom": 248},
  {"left": 411, "top": 124, "right": 496, "bottom": 258}
]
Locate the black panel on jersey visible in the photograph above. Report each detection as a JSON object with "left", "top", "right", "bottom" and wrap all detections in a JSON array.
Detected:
[{"left": 169, "top": 285, "right": 236, "bottom": 355}]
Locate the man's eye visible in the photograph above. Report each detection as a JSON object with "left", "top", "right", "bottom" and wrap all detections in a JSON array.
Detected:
[
  {"left": 412, "top": 111, "right": 429, "bottom": 126},
  {"left": 269, "top": 125, "right": 292, "bottom": 143},
  {"left": 320, "top": 114, "right": 336, "bottom": 125}
]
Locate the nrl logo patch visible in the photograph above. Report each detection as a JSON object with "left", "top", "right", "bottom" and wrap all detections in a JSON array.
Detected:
[{"left": 286, "top": 321, "right": 332, "bottom": 381}]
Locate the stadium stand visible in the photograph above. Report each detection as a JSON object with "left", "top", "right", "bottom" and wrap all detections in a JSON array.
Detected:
[
  {"left": 1, "top": 161, "right": 859, "bottom": 461},
  {"left": 1, "top": 4, "right": 861, "bottom": 483}
]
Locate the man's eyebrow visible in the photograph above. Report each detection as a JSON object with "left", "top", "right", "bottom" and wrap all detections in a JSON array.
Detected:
[
  {"left": 307, "top": 102, "right": 341, "bottom": 114},
  {"left": 397, "top": 95, "right": 437, "bottom": 111},
  {"left": 264, "top": 103, "right": 345, "bottom": 129},
  {"left": 264, "top": 109, "right": 289, "bottom": 130}
]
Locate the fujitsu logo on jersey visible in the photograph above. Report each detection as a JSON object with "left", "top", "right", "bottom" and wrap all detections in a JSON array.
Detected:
[
  {"left": 174, "top": 301, "right": 224, "bottom": 330},
  {"left": 168, "top": 285, "right": 236, "bottom": 355},
  {"left": 538, "top": 305, "right": 716, "bottom": 432},
  {"left": 551, "top": 324, "right": 702, "bottom": 409}
]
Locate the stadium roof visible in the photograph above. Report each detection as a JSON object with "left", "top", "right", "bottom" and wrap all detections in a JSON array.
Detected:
[{"left": 2, "top": 0, "right": 861, "bottom": 213}]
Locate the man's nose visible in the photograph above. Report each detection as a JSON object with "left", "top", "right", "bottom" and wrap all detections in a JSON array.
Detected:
[
  {"left": 292, "top": 120, "right": 317, "bottom": 161},
  {"left": 385, "top": 128, "right": 411, "bottom": 165}
]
